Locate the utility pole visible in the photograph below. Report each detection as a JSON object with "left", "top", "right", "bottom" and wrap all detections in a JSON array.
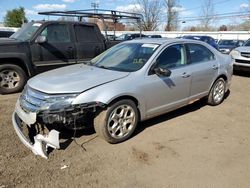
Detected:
[
  {"left": 91, "top": 2, "right": 99, "bottom": 14},
  {"left": 91, "top": 2, "right": 99, "bottom": 23}
]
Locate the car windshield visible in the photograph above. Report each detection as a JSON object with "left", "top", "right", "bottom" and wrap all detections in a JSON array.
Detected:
[
  {"left": 244, "top": 40, "right": 250, "bottom": 46},
  {"left": 116, "top": 34, "right": 128, "bottom": 40},
  {"left": 10, "top": 22, "right": 41, "bottom": 41},
  {"left": 91, "top": 43, "right": 159, "bottom": 72},
  {"left": 219, "top": 40, "right": 237, "bottom": 46}
]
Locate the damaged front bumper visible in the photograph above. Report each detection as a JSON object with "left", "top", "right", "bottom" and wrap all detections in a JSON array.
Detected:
[
  {"left": 12, "top": 100, "right": 60, "bottom": 159},
  {"left": 12, "top": 95, "right": 105, "bottom": 159}
]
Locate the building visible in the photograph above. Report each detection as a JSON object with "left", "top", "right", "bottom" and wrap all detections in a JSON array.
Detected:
[{"left": 89, "top": 18, "right": 125, "bottom": 31}]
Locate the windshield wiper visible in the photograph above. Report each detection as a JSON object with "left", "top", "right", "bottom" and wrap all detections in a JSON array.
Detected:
[
  {"left": 82, "top": 61, "right": 92, "bottom": 65},
  {"left": 96, "top": 65, "right": 110, "bottom": 70}
]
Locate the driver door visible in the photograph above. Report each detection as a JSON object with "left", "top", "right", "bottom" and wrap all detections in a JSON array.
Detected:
[
  {"left": 142, "top": 44, "right": 192, "bottom": 118},
  {"left": 31, "top": 23, "right": 76, "bottom": 73}
]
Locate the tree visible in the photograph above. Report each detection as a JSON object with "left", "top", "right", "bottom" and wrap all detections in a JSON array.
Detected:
[
  {"left": 165, "top": 0, "right": 179, "bottom": 31},
  {"left": 4, "top": 7, "right": 28, "bottom": 27},
  {"left": 219, "top": 25, "right": 227, "bottom": 31},
  {"left": 200, "top": 0, "right": 215, "bottom": 31},
  {"left": 134, "top": 0, "right": 162, "bottom": 31}
]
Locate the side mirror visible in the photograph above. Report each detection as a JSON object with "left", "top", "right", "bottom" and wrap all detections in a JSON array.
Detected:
[
  {"left": 154, "top": 67, "right": 171, "bottom": 77},
  {"left": 35, "top": 35, "right": 47, "bottom": 44}
]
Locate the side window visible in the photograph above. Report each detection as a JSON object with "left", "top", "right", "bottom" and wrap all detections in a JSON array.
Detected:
[
  {"left": 41, "top": 24, "right": 70, "bottom": 43},
  {"left": 74, "top": 25, "right": 99, "bottom": 42},
  {"left": 187, "top": 44, "right": 215, "bottom": 64},
  {"left": 156, "top": 44, "right": 185, "bottom": 69}
]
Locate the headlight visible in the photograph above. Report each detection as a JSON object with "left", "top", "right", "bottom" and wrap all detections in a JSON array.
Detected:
[
  {"left": 40, "top": 94, "right": 78, "bottom": 111},
  {"left": 229, "top": 50, "right": 240, "bottom": 58}
]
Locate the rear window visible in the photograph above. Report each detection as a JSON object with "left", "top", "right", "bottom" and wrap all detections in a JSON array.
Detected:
[
  {"left": 75, "top": 25, "right": 99, "bottom": 43},
  {"left": 187, "top": 44, "right": 215, "bottom": 64}
]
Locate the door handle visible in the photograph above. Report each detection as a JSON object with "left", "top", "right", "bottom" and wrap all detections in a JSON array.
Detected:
[
  {"left": 182, "top": 72, "right": 191, "bottom": 78},
  {"left": 212, "top": 65, "right": 219, "bottom": 70}
]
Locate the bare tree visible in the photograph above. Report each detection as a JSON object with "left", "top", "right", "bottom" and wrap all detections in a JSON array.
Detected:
[
  {"left": 133, "top": 0, "right": 162, "bottom": 31},
  {"left": 165, "top": 0, "right": 179, "bottom": 31},
  {"left": 200, "top": 0, "right": 215, "bottom": 31}
]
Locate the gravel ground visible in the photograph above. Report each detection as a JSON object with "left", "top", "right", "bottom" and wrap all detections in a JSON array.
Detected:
[{"left": 0, "top": 73, "right": 250, "bottom": 188}]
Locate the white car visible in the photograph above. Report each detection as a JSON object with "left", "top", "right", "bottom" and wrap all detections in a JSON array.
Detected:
[{"left": 230, "top": 39, "right": 250, "bottom": 72}]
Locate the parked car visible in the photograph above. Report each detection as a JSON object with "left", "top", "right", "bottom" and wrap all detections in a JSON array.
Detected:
[
  {"left": 12, "top": 38, "right": 233, "bottom": 158},
  {"left": 148, "top": 34, "right": 162, "bottom": 38},
  {"left": 181, "top": 35, "right": 219, "bottom": 50},
  {"left": 218, "top": 39, "right": 244, "bottom": 54},
  {"left": 230, "top": 39, "right": 250, "bottom": 72},
  {"left": 0, "top": 30, "right": 15, "bottom": 38},
  {"left": 104, "top": 34, "right": 116, "bottom": 40},
  {"left": 0, "top": 21, "right": 120, "bottom": 94},
  {"left": 116, "top": 33, "right": 147, "bottom": 40}
]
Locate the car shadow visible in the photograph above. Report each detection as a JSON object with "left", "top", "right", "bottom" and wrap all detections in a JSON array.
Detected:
[
  {"left": 133, "top": 99, "right": 206, "bottom": 137},
  {"left": 233, "top": 70, "right": 250, "bottom": 77},
  {"left": 133, "top": 90, "right": 230, "bottom": 138}
]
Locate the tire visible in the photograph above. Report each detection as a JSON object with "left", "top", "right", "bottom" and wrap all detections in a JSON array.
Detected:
[
  {"left": 94, "top": 99, "right": 139, "bottom": 144},
  {"left": 0, "top": 64, "right": 27, "bottom": 94},
  {"left": 207, "top": 78, "right": 226, "bottom": 106}
]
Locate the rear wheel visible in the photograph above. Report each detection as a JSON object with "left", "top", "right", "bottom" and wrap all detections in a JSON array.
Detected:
[
  {"left": 0, "top": 64, "right": 27, "bottom": 94},
  {"left": 94, "top": 99, "right": 139, "bottom": 143},
  {"left": 207, "top": 78, "right": 226, "bottom": 106}
]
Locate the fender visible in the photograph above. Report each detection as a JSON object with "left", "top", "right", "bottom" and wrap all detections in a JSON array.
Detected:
[
  {"left": 73, "top": 77, "right": 147, "bottom": 120},
  {"left": 0, "top": 52, "right": 34, "bottom": 76}
]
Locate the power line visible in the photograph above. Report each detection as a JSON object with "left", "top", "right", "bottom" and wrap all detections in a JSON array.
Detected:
[
  {"left": 179, "top": 11, "right": 250, "bottom": 22},
  {"left": 178, "top": 0, "right": 232, "bottom": 12}
]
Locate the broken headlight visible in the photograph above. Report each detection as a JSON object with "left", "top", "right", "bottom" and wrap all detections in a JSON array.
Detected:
[{"left": 40, "top": 94, "right": 78, "bottom": 112}]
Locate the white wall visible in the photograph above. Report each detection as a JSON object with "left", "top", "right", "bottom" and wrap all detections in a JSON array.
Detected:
[
  {"left": 0, "top": 27, "right": 19, "bottom": 32},
  {"left": 103, "top": 30, "right": 250, "bottom": 41},
  {"left": 1, "top": 26, "right": 249, "bottom": 41}
]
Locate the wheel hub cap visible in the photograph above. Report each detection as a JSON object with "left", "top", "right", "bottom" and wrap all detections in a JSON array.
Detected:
[
  {"left": 0, "top": 69, "right": 20, "bottom": 89},
  {"left": 213, "top": 80, "right": 225, "bottom": 103},
  {"left": 107, "top": 104, "right": 136, "bottom": 139}
]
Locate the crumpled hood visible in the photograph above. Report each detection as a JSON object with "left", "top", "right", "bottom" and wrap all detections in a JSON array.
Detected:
[
  {"left": 235, "top": 46, "right": 250, "bottom": 52},
  {"left": 28, "top": 64, "right": 129, "bottom": 94}
]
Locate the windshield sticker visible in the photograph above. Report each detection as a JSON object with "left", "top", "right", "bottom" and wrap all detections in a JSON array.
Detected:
[
  {"left": 33, "top": 23, "right": 42, "bottom": 27},
  {"left": 142, "top": 44, "right": 159, "bottom": 50},
  {"left": 133, "top": 59, "right": 146, "bottom": 64}
]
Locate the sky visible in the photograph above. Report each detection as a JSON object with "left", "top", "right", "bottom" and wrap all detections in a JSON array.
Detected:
[{"left": 0, "top": 0, "right": 249, "bottom": 30}]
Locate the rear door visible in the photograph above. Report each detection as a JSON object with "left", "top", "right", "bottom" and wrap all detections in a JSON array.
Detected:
[
  {"left": 74, "top": 24, "right": 105, "bottom": 62},
  {"left": 31, "top": 23, "right": 76, "bottom": 72},
  {"left": 185, "top": 43, "right": 219, "bottom": 99}
]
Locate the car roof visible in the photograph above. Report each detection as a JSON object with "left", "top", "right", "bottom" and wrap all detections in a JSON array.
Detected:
[{"left": 124, "top": 38, "right": 207, "bottom": 46}]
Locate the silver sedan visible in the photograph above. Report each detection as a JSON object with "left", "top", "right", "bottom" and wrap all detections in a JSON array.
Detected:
[{"left": 12, "top": 39, "right": 233, "bottom": 158}]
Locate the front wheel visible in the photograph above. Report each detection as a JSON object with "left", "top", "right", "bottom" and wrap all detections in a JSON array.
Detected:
[
  {"left": 94, "top": 99, "right": 139, "bottom": 143},
  {"left": 0, "top": 64, "right": 27, "bottom": 94},
  {"left": 207, "top": 78, "right": 226, "bottom": 106}
]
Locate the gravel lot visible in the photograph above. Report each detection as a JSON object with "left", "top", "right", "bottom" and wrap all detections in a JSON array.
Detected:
[{"left": 0, "top": 73, "right": 249, "bottom": 188}]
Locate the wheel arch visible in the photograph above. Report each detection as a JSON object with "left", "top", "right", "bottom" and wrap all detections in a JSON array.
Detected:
[
  {"left": 217, "top": 74, "right": 228, "bottom": 82},
  {"left": 107, "top": 95, "right": 141, "bottom": 121},
  {"left": 0, "top": 58, "right": 31, "bottom": 76}
]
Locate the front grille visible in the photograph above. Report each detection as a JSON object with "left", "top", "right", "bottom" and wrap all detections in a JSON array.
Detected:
[
  {"left": 235, "top": 59, "right": 250, "bottom": 64},
  {"left": 19, "top": 86, "right": 48, "bottom": 113},
  {"left": 241, "top": 52, "right": 250, "bottom": 58}
]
